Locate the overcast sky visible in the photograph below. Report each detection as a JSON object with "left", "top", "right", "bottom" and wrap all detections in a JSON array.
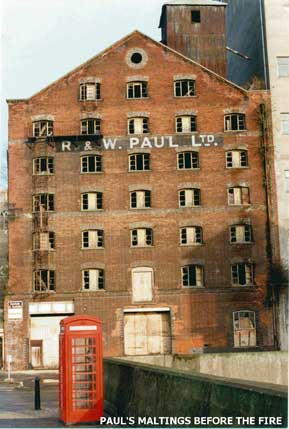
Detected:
[{"left": 0, "top": 0, "right": 165, "bottom": 187}]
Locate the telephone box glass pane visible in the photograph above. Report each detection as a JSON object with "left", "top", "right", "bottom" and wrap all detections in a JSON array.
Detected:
[{"left": 72, "top": 337, "right": 97, "bottom": 409}]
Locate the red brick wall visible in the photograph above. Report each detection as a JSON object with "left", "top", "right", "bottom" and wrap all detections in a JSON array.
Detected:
[{"left": 5, "top": 32, "right": 276, "bottom": 369}]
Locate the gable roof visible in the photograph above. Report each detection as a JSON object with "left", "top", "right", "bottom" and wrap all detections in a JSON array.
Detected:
[{"left": 7, "top": 29, "right": 246, "bottom": 103}]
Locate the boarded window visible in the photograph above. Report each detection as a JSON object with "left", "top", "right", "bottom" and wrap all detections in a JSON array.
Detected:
[
  {"left": 82, "top": 230, "right": 104, "bottom": 248},
  {"left": 81, "top": 193, "right": 103, "bottom": 210},
  {"left": 132, "top": 267, "right": 153, "bottom": 302},
  {"left": 130, "top": 190, "right": 151, "bottom": 209},
  {"left": 128, "top": 118, "right": 149, "bottom": 135},
  {"left": 179, "top": 189, "right": 201, "bottom": 207},
  {"left": 180, "top": 226, "right": 202, "bottom": 245},
  {"left": 230, "top": 225, "right": 252, "bottom": 243},
  {"left": 33, "top": 232, "right": 55, "bottom": 250},
  {"left": 176, "top": 116, "right": 197, "bottom": 133},
  {"left": 226, "top": 150, "right": 248, "bottom": 168},
  {"left": 131, "top": 228, "right": 153, "bottom": 247},
  {"left": 228, "top": 187, "right": 250, "bottom": 205},
  {"left": 82, "top": 269, "right": 104, "bottom": 290},
  {"left": 79, "top": 82, "right": 101, "bottom": 101},
  {"left": 233, "top": 311, "right": 256, "bottom": 347}
]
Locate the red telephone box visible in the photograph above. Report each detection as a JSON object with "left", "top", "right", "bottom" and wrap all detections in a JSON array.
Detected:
[{"left": 59, "top": 315, "right": 103, "bottom": 425}]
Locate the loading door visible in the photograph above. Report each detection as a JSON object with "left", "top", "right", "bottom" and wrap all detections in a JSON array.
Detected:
[
  {"left": 30, "top": 315, "right": 66, "bottom": 368},
  {"left": 124, "top": 311, "right": 171, "bottom": 355}
]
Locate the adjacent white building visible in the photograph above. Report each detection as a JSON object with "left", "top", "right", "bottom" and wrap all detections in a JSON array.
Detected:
[{"left": 263, "top": 0, "right": 289, "bottom": 350}]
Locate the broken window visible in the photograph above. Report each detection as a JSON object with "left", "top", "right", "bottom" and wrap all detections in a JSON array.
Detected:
[
  {"left": 33, "top": 157, "right": 54, "bottom": 175},
  {"left": 224, "top": 114, "right": 246, "bottom": 131},
  {"left": 176, "top": 116, "right": 197, "bottom": 133},
  {"left": 191, "top": 10, "right": 201, "bottom": 23},
  {"left": 132, "top": 267, "right": 153, "bottom": 302},
  {"left": 33, "top": 270, "right": 55, "bottom": 292},
  {"left": 127, "top": 81, "right": 148, "bottom": 99},
  {"left": 233, "top": 311, "right": 256, "bottom": 347},
  {"left": 33, "top": 232, "right": 55, "bottom": 250},
  {"left": 174, "top": 80, "right": 195, "bottom": 97},
  {"left": 178, "top": 151, "right": 199, "bottom": 169},
  {"left": 33, "top": 121, "right": 54, "bottom": 137},
  {"left": 226, "top": 150, "right": 248, "bottom": 168},
  {"left": 80, "top": 119, "right": 101, "bottom": 135},
  {"left": 129, "top": 153, "right": 150, "bottom": 171},
  {"left": 79, "top": 82, "right": 101, "bottom": 101},
  {"left": 179, "top": 189, "right": 201, "bottom": 207},
  {"left": 33, "top": 194, "right": 54, "bottom": 212},
  {"left": 128, "top": 118, "right": 149, "bottom": 135},
  {"left": 230, "top": 225, "right": 252, "bottom": 243},
  {"left": 82, "top": 230, "right": 104, "bottom": 248},
  {"left": 180, "top": 226, "right": 202, "bottom": 245},
  {"left": 81, "top": 155, "right": 102, "bottom": 173},
  {"left": 182, "top": 265, "right": 203, "bottom": 287},
  {"left": 81, "top": 193, "right": 103, "bottom": 211},
  {"left": 227, "top": 187, "right": 250, "bottom": 205},
  {"left": 231, "top": 263, "right": 254, "bottom": 286},
  {"left": 82, "top": 269, "right": 104, "bottom": 291},
  {"left": 130, "top": 190, "right": 151, "bottom": 209},
  {"left": 131, "top": 228, "right": 153, "bottom": 247}
]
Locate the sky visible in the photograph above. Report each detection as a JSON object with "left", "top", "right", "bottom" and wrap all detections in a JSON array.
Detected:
[{"left": 0, "top": 0, "right": 166, "bottom": 188}]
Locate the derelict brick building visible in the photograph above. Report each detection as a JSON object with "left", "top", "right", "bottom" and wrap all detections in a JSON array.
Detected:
[{"left": 5, "top": 1, "right": 279, "bottom": 369}]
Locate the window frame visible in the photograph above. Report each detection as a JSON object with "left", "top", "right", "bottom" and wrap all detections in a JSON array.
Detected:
[
  {"left": 230, "top": 224, "right": 253, "bottom": 244},
  {"left": 225, "top": 150, "right": 248, "bottom": 169},
  {"left": 33, "top": 157, "right": 54, "bottom": 175},
  {"left": 81, "top": 155, "right": 102, "bottom": 173},
  {"left": 79, "top": 82, "right": 101, "bottom": 101},
  {"left": 33, "top": 193, "right": 55, "bottom": 212},
  {"left": 32, "top": 121, "right": 54, "bottom": 138},
  {"left": 81, "top": 192, "right": 103, "bottom": 211},
  {"left": 182, "top": 265, "right": 204, "bottom": 288},
  {"left": 82, "top": 269, "right": 104, "bottom": 291},
  {"left": 80, "top": 118, "right": 101, "bottom": 135},
  {"left": 231, "top": 262, "right": 254, "bottom": 286},
  {"left": 224, "top": 113, "right": 246, "bottom": 132},
  {"left": 130, "top": 190, "right": 151, "bottom": 209},
  {"left": 180, "top": 226, "right": 203, "bottom": 246},
  {"left": 174, "top": 79, "right": 196, "bottom": 97},
  {"left": 233, "top": 310, "right": 256, "bottom": 348},
  {"left": 176, "top": 115, "right": 197, "bottom": 133},
  {"left": 82, "top": 230, "right": 104, "bottom": 249},
  {"left": 130, "top": 228, "right": 153, "bottom": 247},
  {"left": 177, "top": 151, "right": 199, "bottom": 170},
  {"left": 128, "top": 153, "right": 150, "bottom": 171},
  {"left": 33, "top": 232, "right": 55, "bottom": 251},
  {"left": 128, "top": 117, "right": 149, "bottom": 135},
  {"left": 127, "top": 81, "right": 148, "bottom": 99},
  {"left": 33, "top": 270, "right": 55, "bottom": 292},
  {"left": 179, "top": 188, "right": 201, "bottom": 208},
  {"left": 227, "top": 187, "right": 250, "bottom": 206}
]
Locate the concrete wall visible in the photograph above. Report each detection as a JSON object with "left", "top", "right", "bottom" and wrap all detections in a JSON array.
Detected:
[
  {"left": 120, "top": 351, "right": 288, "bottom": 386},
  {"left": 263, "top": 0, "right": 289, "bottom": 352},
  {"left": 104, "top": 358, "right": 288, "bottom": 426}
]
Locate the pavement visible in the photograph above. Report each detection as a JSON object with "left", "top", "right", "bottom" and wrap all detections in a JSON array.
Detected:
[{"left": 0, "top": 370, "right": 104, "bottom": 428}]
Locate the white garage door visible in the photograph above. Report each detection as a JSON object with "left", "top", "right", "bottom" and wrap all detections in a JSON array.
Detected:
[
  {"left": 30, "top": 315, "right": 65, "bottom": 368},
  {"left": 124, "top": 312, "right": 171, "bottom": 356}
]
